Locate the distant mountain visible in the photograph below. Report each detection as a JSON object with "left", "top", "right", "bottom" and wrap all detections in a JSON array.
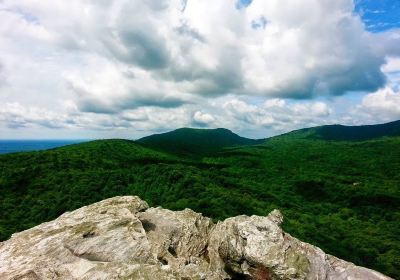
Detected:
[
  {"left": 136, "top": 127, "right": 263, "bottom": 156},
  {"left": 276, "top": 120, "right": 400, "bottom": 141}
]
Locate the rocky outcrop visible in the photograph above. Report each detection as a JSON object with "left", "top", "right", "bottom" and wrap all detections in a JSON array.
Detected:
[{"left": 0, "top": 196, "right": 392, "bottom": 280}]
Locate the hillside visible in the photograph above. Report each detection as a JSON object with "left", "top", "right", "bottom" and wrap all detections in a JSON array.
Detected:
[
  {"left": 0, "top": 123, "right": 400, "bottom": 278},
  {"left": 137, "top": 127, "right": 263, "bottom": 156},
  {"left": 278, "top": 120, "right": 400, "bottom": 141}
]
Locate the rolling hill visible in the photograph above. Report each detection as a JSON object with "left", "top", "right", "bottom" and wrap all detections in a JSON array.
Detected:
[
  {"left": 278, "top": 120, "right": 400, "bottom": 141},
  {"left": 136, "top": 127, "right": 264, "bottom": 156},
  {"left": 0, "top": 121, "right": 399, "bottom": 278}
]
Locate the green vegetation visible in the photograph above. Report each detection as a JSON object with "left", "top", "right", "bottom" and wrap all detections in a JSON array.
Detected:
[
  {"left": 137, "top": 127, "right": 263, "bottom": 156},
  {"left": 279, "top": 119, "right": 400, "bottom": 141},
  {"left": 0, "top": 124, "right": 399, "bottom": 278}
]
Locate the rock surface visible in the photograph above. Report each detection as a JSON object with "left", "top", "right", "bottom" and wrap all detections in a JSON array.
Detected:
[{"left": 0, "top": 196, "right": 393, "bottom": 280}]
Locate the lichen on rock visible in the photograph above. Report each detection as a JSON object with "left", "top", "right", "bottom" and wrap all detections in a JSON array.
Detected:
[{"left": 0, "top": 196, "right": 393, "bottom": 280}]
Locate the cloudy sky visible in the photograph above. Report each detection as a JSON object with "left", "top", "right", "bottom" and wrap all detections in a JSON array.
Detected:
[{"left": 0, "top": 0, "right": 400, "bottom": 139}]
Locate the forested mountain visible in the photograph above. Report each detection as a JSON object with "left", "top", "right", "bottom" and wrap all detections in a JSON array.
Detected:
[
  {"left": 1, "top": 122, "right": 399, "bottom": 278},
  {"left": 278, "top": 120, "right": 400, "bottom": 141},
  {"left": 137, "top": 127, "right": 263, "bottom": 156}
]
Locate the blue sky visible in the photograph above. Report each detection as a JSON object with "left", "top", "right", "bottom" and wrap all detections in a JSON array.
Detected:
[
  {"left": 0, "top": 0, "right": 399, "bottom": 139},
  {"left": 238, "top": 0, "right": 400, "bottom": 33},
  {"left": 355, "top": 0, "right": 400, "bottom": 32}
]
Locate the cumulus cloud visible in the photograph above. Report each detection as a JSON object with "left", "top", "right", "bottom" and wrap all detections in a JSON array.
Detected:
[
  {"left": 63, "top": 55, "right": 193, "bottom": 113},
  {"left": 357, "top": 87, "right": 400, "bottom": 120},
  {"left": 0, "top": 103, "right": 72, "bottom": 129},
  {"left": 192, "top": 111, "right": 215, "bottom": 126},
  {"left": 373, "top": 29, "right": 400, "bottom": 57},
  {"left": 0, "top": 102, "right": 196, "bottom": 135},
  {"left": 0, "top": 102, "right": 139, "bottom": 131},
  {"left": 0, "top": 0, "right": 399, "bottom": 138},
  {"left": 0, "top": 97, "right": 334, "bottom": 138},
  {"left": 382, "top": 57, "right": 400, "bottom": 73},
  {"left": 0, "top": 62, "right": 5, "bottom": 86},
  {"left": 0, "top": 90, "right": 396, "bottom": 139},
  {"left": 221, "top": 98, "right": 332, "bottom": 132},
  {"left": 2, "top": 0, "right": 395, "bottom": 102}
]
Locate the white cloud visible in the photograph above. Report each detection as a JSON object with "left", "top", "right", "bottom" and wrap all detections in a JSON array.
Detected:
[
  {"left": 0, "top": 102, "right": 72, "bottom": 129},
  {"left": 63, "top": 55, "right": 193, "bottom": 113},
  {"left": 0, "top": 102, "right": 196, "bottom": 133},
  {"left": 358, "top": 87, "right": 400, "bottom": 120},
  {"left": 382, "top": 57, "right": 400, "bottom": 73},
  {"left": 0, "top": 0, "right": 399, "bottom": 138},
  {"left": 0, "top": 97, "right": 334, "bottom": 138},
  {"left": 0, "top": 62, "right": 6, "bottom": 86},
  {"left": 221, "top": 98, "right": 332, "bottom": 132},
  {"left": 1, "top": 0, "right": 394, "bottom": 101},
  {"left": 0, "top": 8, "right": 53, "bottom": 43},
  {"left": 373, "top": 29, "right": 400, "bottom": 57},
  {"left": 193, "top": 111, "right": 215, "bottom": 126}
]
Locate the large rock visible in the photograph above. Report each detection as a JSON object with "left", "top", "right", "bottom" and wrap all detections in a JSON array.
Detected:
[{"left": 0, "top": 196, "right": 393, "bottom": 280}]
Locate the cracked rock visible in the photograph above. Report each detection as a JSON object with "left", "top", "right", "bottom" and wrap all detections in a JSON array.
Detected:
[{"left": 0, "top": 196, "right": 393, "bottom": 280}]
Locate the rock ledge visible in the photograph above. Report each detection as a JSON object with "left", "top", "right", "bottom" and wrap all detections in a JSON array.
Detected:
[{"left": 0, "top": 196, "right": 393, "bottom": 279}]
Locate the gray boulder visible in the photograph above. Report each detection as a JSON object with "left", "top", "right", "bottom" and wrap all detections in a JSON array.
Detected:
[{"left": 0, "top": 196, "right": 393, "bottom": 280}]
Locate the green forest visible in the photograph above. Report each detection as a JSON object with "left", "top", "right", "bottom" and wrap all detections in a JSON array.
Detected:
[{"left": 1, "top": 122, "right": 399, "bottom": 278}]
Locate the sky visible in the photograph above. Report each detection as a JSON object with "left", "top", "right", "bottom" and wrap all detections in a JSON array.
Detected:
[{"left": 0, "top": 0, "right": 400, "bottom": 139}]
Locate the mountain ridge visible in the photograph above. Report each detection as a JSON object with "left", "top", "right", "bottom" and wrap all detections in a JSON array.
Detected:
[
  {"left": 275, "top": 120, "right": 400, "bottom": 141},
  {"left": 1, "top": 120, "right": 399, "bottom": 156},
  {"left": 135, "top": 120, "right": 400, "bottom": 157},
  {"left": 137, "top": 127, "right": 264, "bottom": 156}
]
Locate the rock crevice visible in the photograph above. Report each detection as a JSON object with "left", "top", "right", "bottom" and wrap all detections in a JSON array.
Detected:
[{"left": 0, "top": 196, "right": 393, "bottom": 280}]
